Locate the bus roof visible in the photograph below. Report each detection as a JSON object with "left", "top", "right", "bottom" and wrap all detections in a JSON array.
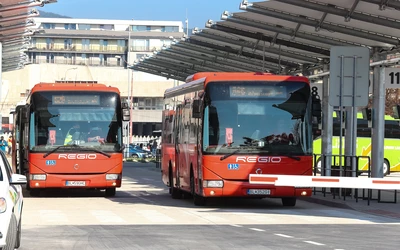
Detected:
[
  {"left": 186, "top": 72, "right": 309, "bottom": 84},
  {"left": 30, "top": 82, "right": 120, "bottom": 94}
]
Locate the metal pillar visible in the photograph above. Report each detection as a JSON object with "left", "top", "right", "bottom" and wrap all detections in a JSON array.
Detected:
[
  {"left": 345, "top": 54, "right": 360, "bottom": 177},
  {"left": 371, "top": 49, "right": 386, "bottom": 178},
  {"left": 321, "top": 63, "right": 333, "bottom": 176}
]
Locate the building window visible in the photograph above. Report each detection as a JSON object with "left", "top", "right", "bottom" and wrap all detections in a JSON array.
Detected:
[
  {"left": 43, "top": 23, "right": 55, "bottom": 29},
  {"left": 82, "top": 39, "right": 90, "bottom": 50},
  {"left": 64, "top": 23, "right": 76, "bottom": 30},
  {"left": 131, "top": 25, "right": 149, "bottom": 32},
  {"left": 64, "top": 39, "right": 72, "bottom": 49},
  {"left": 46, "top": 38, "right": 54, "bottom": 49},
  {"left": 164, "top": 26, "right": 179, "bottom": 32},
  {"left": 78, "top": 24, "right": 91, "bottom": 30},
  {"left": 46, "top": 53, "right": 55, "bottom": 63},
  {"left": 132, "top": 39, "right": 149, "bottom": 51}
]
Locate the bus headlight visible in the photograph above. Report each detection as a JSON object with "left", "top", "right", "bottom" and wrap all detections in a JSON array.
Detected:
[
  {"left": 203, "top": 180, "right": 224, "bottom": 188},
  {"left": 31, "top": 174, "right": 46, "bottom": 180},
  {"left": 106, "top": 174, "right": 120, "bottom": 180},
  {"left": 0, "top": 198, "right": 7, "bottom": 213}
]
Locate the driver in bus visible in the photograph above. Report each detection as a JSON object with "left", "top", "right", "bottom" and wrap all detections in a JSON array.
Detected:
[{"left": 64, "top": 123, "right": 81, "bottom": 145}]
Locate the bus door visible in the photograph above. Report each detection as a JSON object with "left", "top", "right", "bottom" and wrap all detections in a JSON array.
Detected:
[
  {"left": 14, "top": 105, "right": 29, "bottom": 175},
  {"left": 174, "top": 104, "right": 184, "bottom": 188}
]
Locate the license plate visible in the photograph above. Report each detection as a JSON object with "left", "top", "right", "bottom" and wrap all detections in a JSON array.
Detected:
[
  {"left": 66, "top": 181, "right": 86, "bottom": 186},
  {"left": 247, "top": 189, "right": 271, "bottom": 195}
]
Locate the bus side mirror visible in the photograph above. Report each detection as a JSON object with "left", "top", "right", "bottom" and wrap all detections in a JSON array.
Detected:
[
  {"left": 393, "top": 105, "right": 400, "bottom": 119},
  {"left": 192, "top": 99, "right": 201, "bottom": 118},
  {"left": 122, "top": 109, "right": 130, "bottom": 121},
  {"left": 311, "top": 87, "right": 321, "bottom": 125}
]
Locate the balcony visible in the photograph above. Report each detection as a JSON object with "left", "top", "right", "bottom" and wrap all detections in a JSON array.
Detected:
[{"left": 29, "top": 44, "right": 127, "bottom": 54}]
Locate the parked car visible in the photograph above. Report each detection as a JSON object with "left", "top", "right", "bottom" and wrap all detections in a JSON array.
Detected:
[
  {"left": 0, "top": 151, "right": 27, "bottom": 250},
  {"left": 124, "top": 144, "right": 153, "bottom": 159}
]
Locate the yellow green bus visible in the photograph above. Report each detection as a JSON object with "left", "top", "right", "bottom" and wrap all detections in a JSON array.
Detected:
[{"left": 313, "top": 113, "right": 400, "bottom": 175}]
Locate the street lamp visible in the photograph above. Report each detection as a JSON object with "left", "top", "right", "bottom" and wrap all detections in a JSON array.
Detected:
[
  {"left": 64, "top": 67, "right": 77, "bottom": 82},
  {"left": 115, "top": 55, "right": 133, "bottom": 144}
]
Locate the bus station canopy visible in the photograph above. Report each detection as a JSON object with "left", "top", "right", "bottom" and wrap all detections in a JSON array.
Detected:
[
  {"left": 0, "top": 0, "right": 57, "bottom": 73},
  {"left": 133, "top": 0, "right": 400, "bottom": 82}
]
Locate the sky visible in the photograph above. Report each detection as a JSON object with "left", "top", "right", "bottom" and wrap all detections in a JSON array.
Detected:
[{"left": 40, "top": 0, "right": 242, "bottom": 29}]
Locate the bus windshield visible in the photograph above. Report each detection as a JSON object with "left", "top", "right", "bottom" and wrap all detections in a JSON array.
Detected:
[
  {"left": 203, "top": 81, "right": 312, "bottom": 156},
  {"left": 29, "top": 91, "right": 123, "bottom": 152}
]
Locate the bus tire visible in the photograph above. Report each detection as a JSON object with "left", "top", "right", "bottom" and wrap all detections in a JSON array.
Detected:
[
  {"left": 190, "top": 170, "right": 206, "bottom": 206},
  {"left": 383, "top": 159, "right": 390, "bottom": 176},
  {"left": 105, "top": 188, "right": 116, "bottom": 197},
  {"left": 169, "top": 167, "right": 181, "bottom": 199},
  {"left": 282, "top": 197, "right": 296, "bottom": 207}
]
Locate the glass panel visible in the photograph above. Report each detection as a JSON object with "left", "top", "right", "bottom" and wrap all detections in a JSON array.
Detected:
[{"left": 29, "top": 91, "right": 123, "bottom": 152}]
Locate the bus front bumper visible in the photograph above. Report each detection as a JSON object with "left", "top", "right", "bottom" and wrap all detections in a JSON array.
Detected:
[
  {"left": 28, "top": 173, "right": 122, "bottom": 189},
  {"left": 201, "top": 180, "right": 312, "bottom": 198}
]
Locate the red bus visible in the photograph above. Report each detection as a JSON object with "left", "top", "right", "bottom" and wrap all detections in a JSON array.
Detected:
[
  {"left": 12, "top": 82, "right": 129, "bottom": 196},
  {"left": 161, "top": 72, "right": 321, "bottom": 206}
]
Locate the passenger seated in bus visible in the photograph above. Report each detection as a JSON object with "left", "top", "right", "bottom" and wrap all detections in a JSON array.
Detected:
[{"left": 88, "top": 124, "right": 105, "bottom": 143}]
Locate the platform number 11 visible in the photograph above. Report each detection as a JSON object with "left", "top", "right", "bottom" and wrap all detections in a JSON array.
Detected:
[{"left": 389, "top": 72, "right": 400, "bottom": 85}]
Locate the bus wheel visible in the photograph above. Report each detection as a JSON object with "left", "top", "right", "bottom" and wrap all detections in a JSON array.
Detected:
[
  {"left": 282, "top": 197, "right": 296, "bottom": 207},
  {"left": 383, "top": 160, "right": 390, "bottom": 176},
  {"left": 169, "top": 168, "right": 181, "bottom": 199},
  {"left": 105, "top": 188, "right": 116, "bottom": 197},
  {"left": 190, "top": 172, "right": 206, "bottom": 206}
]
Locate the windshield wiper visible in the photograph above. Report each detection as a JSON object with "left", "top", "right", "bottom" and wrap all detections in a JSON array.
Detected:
[
  {"left": 43, "top": 144, "right": 111, "bottom": 158},
  {"left": 220, "top": 149, "right": 241, "bottom": 161}
]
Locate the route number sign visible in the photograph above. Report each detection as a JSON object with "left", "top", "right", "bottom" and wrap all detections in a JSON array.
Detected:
[{"left": 385, "top": 68, "right": 400, "bottom": 88}]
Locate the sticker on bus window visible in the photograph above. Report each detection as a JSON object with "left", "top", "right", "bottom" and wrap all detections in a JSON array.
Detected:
[
  {"left": 226, "top": 128, "right": 233, "bottom": 145},
  {"left": 49, "top": 130, "right": 56, "bottom": 145},
  {"left": 228, "top": 164, "right": 239, "bottom": 170}
]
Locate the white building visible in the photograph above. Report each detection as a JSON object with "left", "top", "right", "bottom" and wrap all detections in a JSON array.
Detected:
[{"left": 1, "top": 18, "right": 185, "bottom": 136}]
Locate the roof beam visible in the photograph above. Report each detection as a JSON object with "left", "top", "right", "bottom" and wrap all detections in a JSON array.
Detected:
[
  {"left": 188, "top": 37, "right": 300, "bottom": 68},
  {"left": 146, "top": 56, "right": 215, "bottom": 74},
  {"left": 361, "top": 0, "right": 400, "bottom": 10},
  {"left": 156, "top": 53, "right": 246, "bottom": 72},
  {"left": 139, "top": 62, "right": 190, "bottom": 79},
  {"left": 144, "top": 58, "right": 197, "bottom": 75},
  {"left": 209, "top": 23, "right": 330, "bottom": 56},
  {"left": 277, "top": 0, "right": 400, "bottom": 29},
  {"left": 224, "top": 15, "right": 349, "bottom": 46},
  {"left": 242, "top": 2, "right": 399, "bottom": 45},
  {"left": 132, "top": 66, "right": 186, "bottom": 82},
  {"left": 177, "top": 41, "right": 281, "bottom": 70},
  {"left": 168, "top": 44, "right": 271, "bottom": 72}
]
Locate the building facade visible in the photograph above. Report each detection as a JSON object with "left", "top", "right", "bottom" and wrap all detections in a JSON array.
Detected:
[{"left": 1, "top": 18, "right": 185, "bottom": 136}]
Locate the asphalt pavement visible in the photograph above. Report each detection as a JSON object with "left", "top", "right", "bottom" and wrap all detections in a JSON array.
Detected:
[{"left": 141, "top": 161, "right": 400, "bottom": 220}]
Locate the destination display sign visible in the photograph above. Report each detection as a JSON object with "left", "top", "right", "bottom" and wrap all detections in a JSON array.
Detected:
[
  {"left": 52, "top": 95, "right": 100, "bottom": 105},
  {"left": 229, "top": 86, "right": 287, "bottom": 98}
]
